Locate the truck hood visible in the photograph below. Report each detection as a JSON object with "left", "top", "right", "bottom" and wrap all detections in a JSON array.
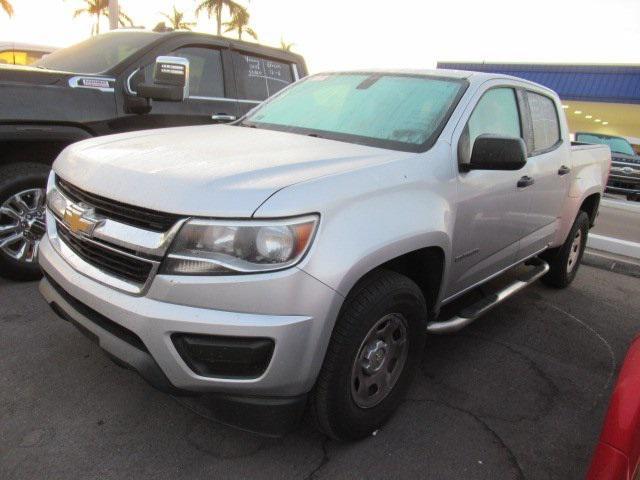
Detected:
[
  {"left": 54, "top": 124, "right": 404, "bottom": 217},
  {"left": 0, "top": 64, "right": 73, "bottom": 85}
]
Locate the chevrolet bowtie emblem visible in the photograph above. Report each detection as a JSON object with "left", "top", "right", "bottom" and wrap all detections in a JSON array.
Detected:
[{"left": 63, "top": 204, "right": 103, "bottom": 236}]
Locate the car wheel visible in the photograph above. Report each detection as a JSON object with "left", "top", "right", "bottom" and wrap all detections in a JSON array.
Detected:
[
  {"left": 627, "top": 194, "right": 640, "bottom": 202},
  {"left": 310, "top": 270, "right": 427, "bottom": 440},
  {"left": 540, "top": 211, "right": 590, "bottom": 289},
  {"left": 0, "top": 163, "right": 50, "bottom": 281}
]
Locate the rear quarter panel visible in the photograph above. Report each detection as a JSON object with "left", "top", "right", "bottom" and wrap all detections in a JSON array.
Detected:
[{"left": 552, "top": 144, "right": 610, "bottom": 245}]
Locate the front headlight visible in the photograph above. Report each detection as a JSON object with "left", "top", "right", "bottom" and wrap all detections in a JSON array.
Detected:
[{"left": 160, "top": 215, "right": 319, "bottom": 275}]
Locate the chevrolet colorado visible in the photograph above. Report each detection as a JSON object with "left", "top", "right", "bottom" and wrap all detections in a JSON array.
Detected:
[
  {"left": 38, "top": 70, "right": 610, "bottom": 439},
  {"left": 0, "top": 30, "right": 306, "bottom": 280}
]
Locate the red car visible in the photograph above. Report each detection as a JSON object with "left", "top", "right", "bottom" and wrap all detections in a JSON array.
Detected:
[{"left": 587, "top": 336, "right": 640, "bottom": 479}]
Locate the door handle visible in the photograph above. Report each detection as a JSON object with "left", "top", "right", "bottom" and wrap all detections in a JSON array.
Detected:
[
  {"left": 558, "top": 165, "right": 571, "bottom": 176},
  {"left": 211, "top": 114, "right": 237, "bottom": 122},
  {"left": 517, "top": 175, "right": 535, "bottom": 188}
]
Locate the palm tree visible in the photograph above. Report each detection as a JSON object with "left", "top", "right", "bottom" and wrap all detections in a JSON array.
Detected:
[
  {"left": 72, "top": 0, "right": 134, "bottom": 35},
  {"left": 223, "top": 6, "right": 257, "bottom": 40},
  {"left": 280, "top": 37, "right": 295, "bottom": 52},
  {"left": 161, "top": 5, "right": 195, "bottom": 31},
  {"left": 195, "top": 0, "right": 242, "bottom": 36},
  {"left": 1, "top": 0, "right": 13, "bottom": 17}
]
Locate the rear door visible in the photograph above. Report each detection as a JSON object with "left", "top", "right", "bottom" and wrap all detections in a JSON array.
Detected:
[
  {"left": 231, "top": 50, "right": 299, "bottom": 116},
  {"left": 516, "top": 89, "right": 570, "bottom": 259}
]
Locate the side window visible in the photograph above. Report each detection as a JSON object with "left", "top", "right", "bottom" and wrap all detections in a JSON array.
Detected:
[
  {"left": 143, "top": 46, "right": 224, "bottom": 98},
  {"left": 527, "top": 91, "right": 561, "bottom": 153},
  {"left": 460, "top": 88, "right": 521, "bottom": 163},
  {"left": 234, "top": 54, "right": 294, "bottom": 101}
]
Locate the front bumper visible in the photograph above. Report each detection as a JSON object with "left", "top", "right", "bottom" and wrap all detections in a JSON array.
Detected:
[{"left": 38, "top": 234, "right": 343, "bottom": 398}]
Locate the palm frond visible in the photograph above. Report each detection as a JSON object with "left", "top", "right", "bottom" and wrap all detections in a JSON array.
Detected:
[
  {"left": 245, "top": 27, "right": 258, "bottom": 41},
  {"left": 1, "top": 0, "right": 14, "bottom": 17}
]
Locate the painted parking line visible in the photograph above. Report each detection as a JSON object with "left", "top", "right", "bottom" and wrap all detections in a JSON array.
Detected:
[
  {"left": 587, "top": 233, "right": 640, "bottom": 260},
  {"left": 601, "top": 198, "right": 640, "bottom": 214}
]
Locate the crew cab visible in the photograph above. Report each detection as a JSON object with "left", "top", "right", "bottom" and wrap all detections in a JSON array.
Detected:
[
  {"left": 38, "top": 70, "right": 610, "bottom": 439},
  {"left": 0, "top": 30, "right": 306, "bottom": 280},
  {"left": 575, "top": 132, "right": 640, "bottom": 201}
]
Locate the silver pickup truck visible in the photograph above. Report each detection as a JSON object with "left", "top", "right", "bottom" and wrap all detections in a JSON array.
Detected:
[{"left": 38, "top": 69, "right": 610, "bottom": 439}]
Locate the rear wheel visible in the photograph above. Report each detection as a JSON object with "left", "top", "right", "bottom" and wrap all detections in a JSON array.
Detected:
[
  {"left": 0, "top": 163, "right": 50, "bottom": 281},
  {"left": 627, "top": 193, "right": 640, "bottom": 202},
  {"left": 540, "top": 211, "right": 590, "bottom": 289},
  {"left": 310, "top": 270, "right": 427, "bottom": 440}
]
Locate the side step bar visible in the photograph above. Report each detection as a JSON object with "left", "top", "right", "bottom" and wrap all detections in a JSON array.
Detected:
[{"left": 426, "top": 258, "right": 550, "bottom": 335}]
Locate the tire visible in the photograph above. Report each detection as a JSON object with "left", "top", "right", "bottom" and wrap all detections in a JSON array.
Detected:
[
  {"left": 0, "top": 162, "right": 50, "bottom": 281},
  {"left": 540, "top": 211, "right": 590, "bottom": 289},
  {"left": 310, "top": 270, "right": 428, "bottom": 440},
  {"left": 627, "top": 194, "right": 640, "bottom": 202}
]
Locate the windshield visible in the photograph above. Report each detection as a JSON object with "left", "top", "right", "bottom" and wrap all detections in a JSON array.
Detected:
[
  {"left": 34, "top": 31, "right": 162, "bottom": 74},
  {"left": 243, "top": 73, "right": 467, "bottom": 152},
  {"left": 576, "top": 133, "right": 635, "bottom": 156}
]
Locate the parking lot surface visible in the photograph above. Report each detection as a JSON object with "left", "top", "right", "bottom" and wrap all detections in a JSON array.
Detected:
[{"left": 2, "top": 265, "right": 639, "bottom": 479}]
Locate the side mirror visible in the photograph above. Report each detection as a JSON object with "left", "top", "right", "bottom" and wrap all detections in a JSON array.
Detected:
[
  {"left": 137, "top": 56, "right": 189, "bottom": 102},
  {"left": 463, "top": 135, "right": 527, "bottom": 171}
]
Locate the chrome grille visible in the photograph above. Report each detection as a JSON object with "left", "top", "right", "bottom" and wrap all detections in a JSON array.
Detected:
[
  {"left": 56, "top": 222, "right": 154, "bottom": 284},
  {"left": 56, "top": 177, "right": 181, "bottom": 232}
]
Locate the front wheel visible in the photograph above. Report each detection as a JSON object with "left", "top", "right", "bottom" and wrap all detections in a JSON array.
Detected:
[
  {"left": 310, "top": 270, "right": 427, "bottom": 440},
  {"left": 540, "top": 211, "right": 590, "bottom": 289},
  {"left": 0, "top": 163, "right": 50, "bottom": 281}
]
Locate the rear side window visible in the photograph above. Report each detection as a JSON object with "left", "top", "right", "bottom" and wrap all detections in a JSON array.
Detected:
[
  {"left": 460, "top": 88, "right": 521, "bottom": 162},
  {"left": 234, "top": 54, "right": 294, "bottom": 101},
  {"left": 527, "top": 91, "right": 560, "bottom": 153}
]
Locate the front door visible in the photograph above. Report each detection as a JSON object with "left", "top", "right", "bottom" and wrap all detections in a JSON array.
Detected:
[
  {"left": 115, "top": 45, "right": 239, "bottom": 132},
  {"left": 445, "top": 86, "right": 531, "bottom": 299}
]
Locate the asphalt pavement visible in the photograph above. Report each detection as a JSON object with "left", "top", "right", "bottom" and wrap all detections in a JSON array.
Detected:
[{"left": 2, "top": 264, "right": 639, "bottom": 479}]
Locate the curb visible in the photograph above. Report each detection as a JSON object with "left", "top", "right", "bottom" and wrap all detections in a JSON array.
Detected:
[{"left": 583, "top": 249, "right": 640, "bottom": 279}]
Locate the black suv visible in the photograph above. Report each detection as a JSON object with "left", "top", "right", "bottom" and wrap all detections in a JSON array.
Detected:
[{"left": 0, "top": 30, "right": 307, "bottom": 280}]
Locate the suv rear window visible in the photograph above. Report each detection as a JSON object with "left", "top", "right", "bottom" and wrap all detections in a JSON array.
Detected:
[
  {"left": 527, "top": 91, "right": 560, "bottom": 153},
  {"left": 234, "top": 54, "right": 294, "bottom": 101}
]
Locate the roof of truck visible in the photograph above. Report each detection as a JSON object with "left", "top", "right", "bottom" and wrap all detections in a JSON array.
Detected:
[{"left": 315, "top": 68, "right": 557, "bottom": 94}]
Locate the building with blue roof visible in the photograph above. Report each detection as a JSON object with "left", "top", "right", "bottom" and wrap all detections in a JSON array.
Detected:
[{"left": 437, "top": 62, "right": 640, "bottom": 145}]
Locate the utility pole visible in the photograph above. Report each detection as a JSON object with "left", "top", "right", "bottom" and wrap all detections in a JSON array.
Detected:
[{"left": 108, "top": 0, "right": 119, "bottom": 30}]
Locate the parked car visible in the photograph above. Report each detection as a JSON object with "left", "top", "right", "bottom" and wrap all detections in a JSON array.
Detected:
[
  {"left": 0, "top": 41, "right": 56, "bottom": 65},
  {"left": 38, "top": 70, "right": 610, "bottom": 439},
  {"left": 0, "top": 30, "right": 307, "bottom": 280},
  {"left": 575, "top": 132, "right": 640, "bottom": 201},
  {"left": 587, "top": 335, "right": 640, "bottom": 480}
]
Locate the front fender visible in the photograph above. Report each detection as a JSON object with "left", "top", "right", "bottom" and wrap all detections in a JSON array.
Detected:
[
  {"left": 0, "top": 123, "right": 93, "bottom": 143},
  {"left": 254, "top": 148, "right": 455, "bottom": 299}
]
